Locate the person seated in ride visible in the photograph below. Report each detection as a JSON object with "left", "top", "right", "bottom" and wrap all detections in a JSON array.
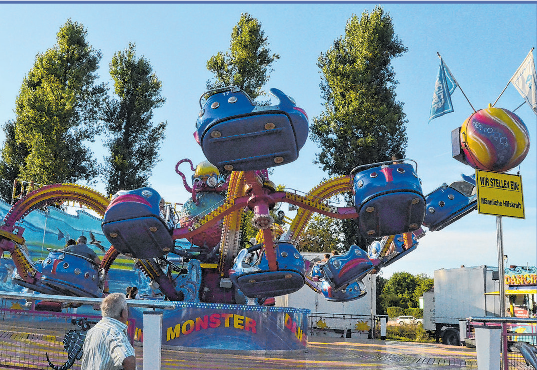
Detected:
[
  {"left": 126, "top": 286, "right": 140, "bottom": 299},
  {"left": 315, "top": 253, "right": 331, "bottom": 265},
  {"left": 64, "top": 236, "right": 101, "bottom": 266}
]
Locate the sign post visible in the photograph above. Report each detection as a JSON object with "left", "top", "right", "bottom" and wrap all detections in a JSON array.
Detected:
[
  {"left": 476, "top": 170, "right": 525, "bottom": 219},
  {"left": 476, "top": 170, "right": 524, "bottom": 365}
]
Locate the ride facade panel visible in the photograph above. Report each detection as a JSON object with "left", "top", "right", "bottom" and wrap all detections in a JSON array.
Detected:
[{"left": 129, "top": 303, "right": 309, "bottom": 350}]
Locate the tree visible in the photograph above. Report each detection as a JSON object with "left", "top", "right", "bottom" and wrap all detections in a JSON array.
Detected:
[
  {"left": 102, "top": 43, "right": 166, "bottom": 195},
  {"left": 0, "top": 121, "right": 29, "bottom": 202},
  {"left": 298, "top": 214, "right": 344, "bottom": 253},
  {"left": 376, "top": 275, "right": 388, "bottom": 314},
  {"left": 381, "top": 272, "right": 418, "bottom": 309},
  {"left": 2, "top": 19, "right": 106, "bottom": 186},
  {"left": 206, "top": 13, "right": 280, "bottom": 101},
  {"left": 413, "top": 273, "right": 434, "bottom": 304},
  {"left": 310, "top": 7, "right": 408, "bottom": 248}
]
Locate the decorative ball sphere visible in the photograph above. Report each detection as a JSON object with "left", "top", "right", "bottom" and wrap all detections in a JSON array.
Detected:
[
  {"left": 460, "top": 106, "right": 530, "bottom": 172},
  {"left": 179, "top": 192, "right": 225, "bottom": 248}
]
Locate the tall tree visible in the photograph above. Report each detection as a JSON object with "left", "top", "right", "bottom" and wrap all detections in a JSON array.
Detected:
[
  {"left": 0, "top": 121, "right": 29, "bottom": 202},
  {"left": 206, "top": 13, "right": 279, "bottom": 101},
  {"left": 311, "top": 7, "right": 408, "bottom": 248},
  {"left": 381, "top": 271, "right": 418, "bottom": 309},
  {"left": 2, "top": 19, "right": 106, "bottom": 186},
  {"left": 413, "top": 273, "right": 434, "bottom": 304},
  {"left": 298, "top": 214, "right": 344, "bottom": 253},
  {"left": 103, "top": 43, "right": 166, "bottom": 195}
]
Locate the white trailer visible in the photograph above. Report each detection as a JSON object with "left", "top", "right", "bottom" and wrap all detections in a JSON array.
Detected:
[{"left": 423, "top": 265, "right": 501, "bottom": 345}]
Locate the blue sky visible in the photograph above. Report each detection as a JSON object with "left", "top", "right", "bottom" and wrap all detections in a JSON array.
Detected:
[{"left": 0, "top": 3, "right": 535, "bottom": 278}]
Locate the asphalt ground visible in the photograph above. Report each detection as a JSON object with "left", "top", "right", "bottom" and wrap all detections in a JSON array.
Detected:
[
  {"left": 0, "top": 320, "right": 482, "bottom": 370},
  {"left": 147, "top": 337, "right": 478, "bottom": 370}
]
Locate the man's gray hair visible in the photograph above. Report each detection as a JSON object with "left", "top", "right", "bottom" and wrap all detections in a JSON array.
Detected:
[
  {"left": 101, "top": 292, "right": 128, "bottom": 320},
  {"left": 77, "top": 236, "right": 87, "bottom": 244}
]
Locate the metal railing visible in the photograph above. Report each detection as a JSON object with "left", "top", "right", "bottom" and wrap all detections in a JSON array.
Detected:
[
  {"left": 0, "top": 291, "right": 175, "bottom": 370},
  {"left": 308, "top": 312, "right": 373, "bottom": 338},
  {"left": 469, "top": 316, "right": 537, "bottom": 370}
]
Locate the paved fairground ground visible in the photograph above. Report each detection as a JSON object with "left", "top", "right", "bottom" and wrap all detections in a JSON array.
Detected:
[{"left": 144, "top": 337, "right": 478, "bottom": 370}]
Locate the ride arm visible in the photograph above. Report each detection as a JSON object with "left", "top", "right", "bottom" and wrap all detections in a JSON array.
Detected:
[
  {"left": 0, "top": 227, "right": 40, "bottom": 283},
  {"left": 272, "top": 192, "right": 358, "bottom": 219}
]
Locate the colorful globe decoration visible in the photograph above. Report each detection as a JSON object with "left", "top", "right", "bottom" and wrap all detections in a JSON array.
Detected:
[{"left": 460, "top": 105, "right": 530, "bottom": 172}]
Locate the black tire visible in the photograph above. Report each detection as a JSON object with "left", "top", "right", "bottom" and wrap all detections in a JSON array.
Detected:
[{"left": 442, "top": 328, "right": 460, "bottom": 346}]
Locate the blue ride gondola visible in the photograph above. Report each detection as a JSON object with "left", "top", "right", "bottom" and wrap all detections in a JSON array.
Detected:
[
  {"left": 102, "top": 187, "right": 175, "bottom": 259},
  {"left": 321, "top": 245, "right": 376, "bottom": 291},
  {"left": 422, "top": 174, "right": 477, "bottom": 232},
  {"left": 229, "top": 242, "right": 305, "bottom": 298},
  {"left": 14, "top": 249, "right": 102, "bottom": 297},
  {"left": 39, "top": 249, "right": 102, "bottom": 297},
  {"left": 320, "top": 279, "right": 367, "bottom": 302},
  {"left": 194, "top": 86, "right": 309, "bottom": 172},
  {"left": 352, "top": 159, "right": 425, "bottom": 238}
]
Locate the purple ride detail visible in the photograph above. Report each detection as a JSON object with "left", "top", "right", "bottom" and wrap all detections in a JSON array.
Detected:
[{"left": 129, "top": 302, "right": 309, "bottom": 350}]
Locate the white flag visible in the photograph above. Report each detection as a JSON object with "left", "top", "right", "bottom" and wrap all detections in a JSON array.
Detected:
[{"left": 510, "top": 50, "right": 537, "bottom": 115}]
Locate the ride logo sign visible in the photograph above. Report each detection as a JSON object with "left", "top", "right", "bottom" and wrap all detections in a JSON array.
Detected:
[
  {"left": 129, "top": 304, "right": 309, "bottom": 350},
  {"left": 476, "top": 170, "right": 525, "bottom": 218}
]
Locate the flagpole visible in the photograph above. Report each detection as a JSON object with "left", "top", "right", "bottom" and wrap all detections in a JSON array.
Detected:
[
  {"left": 493, "top": 47, "right": 535, "bottom": 107},
  {"left": 437, "top": 52, "right": 476, "bottom": 113},
  {"left": 513, "top": 101, "right": 526, "bottom": 113}
]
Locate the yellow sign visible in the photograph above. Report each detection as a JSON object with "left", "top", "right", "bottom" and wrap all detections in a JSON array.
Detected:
[{"left": 476, "top": 170, "right": 524, "bottom": 218}]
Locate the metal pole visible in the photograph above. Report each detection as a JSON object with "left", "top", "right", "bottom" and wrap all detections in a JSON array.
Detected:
[
  {"left": 497, "top": 215, "right": 506, "bottom": 368},
  {"left": 497, "top": 215, "right": 505, "bottom": 317},
  {"left": 370, "top": 274, "right": 375, "bottom": 339}
]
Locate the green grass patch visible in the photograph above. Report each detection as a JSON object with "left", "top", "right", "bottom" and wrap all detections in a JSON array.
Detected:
[{"left": 385, "top": 324, "right": 434, "bottom": 343}]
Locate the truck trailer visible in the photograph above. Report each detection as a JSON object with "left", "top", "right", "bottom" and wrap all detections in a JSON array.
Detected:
[{"left": 423, "top": 265, "right": 501, "bottom": 345}]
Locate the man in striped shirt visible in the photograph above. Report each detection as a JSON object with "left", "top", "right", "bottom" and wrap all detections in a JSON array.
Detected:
[{"left": 81, "top": 293, "right": 136, "bottom": 370}]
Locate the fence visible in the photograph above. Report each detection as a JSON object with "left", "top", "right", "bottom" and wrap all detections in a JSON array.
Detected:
[
  {"left": 0, "top": 291, "right": 173, "bottom": 370},
  {"left": 308, "top": 312, "right": 373, "bottom": 338},
  {"left": 468, "top": 317, "right": 537, "bottom": 370}
]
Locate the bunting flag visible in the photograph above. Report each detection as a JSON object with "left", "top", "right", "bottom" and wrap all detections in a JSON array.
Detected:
[
  {"left": 510, "top": 50, "right": 537, "bottom": 115},
  {"left": 429, "top": 58, "right": 458, "bottom": 122}
]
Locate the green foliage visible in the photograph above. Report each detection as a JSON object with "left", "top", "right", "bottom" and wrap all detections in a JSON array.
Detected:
[
  {"left": 376, "top": 275, "right": 387, "bottom": 315},
  {"left": 386, "top": 324, "right": 432, "bottom": 343},
  {"left": 102, "top": 43, "right": 166, "bottom": 195},
  {"left": 387, "top": 306, "right": 404, "bottom": 319},
  {"left": 413, "top": 273, "right": 434, "bottom": 304},
  {"left": 206, "top": 13, "right": 280, "bottom": 101},
  {"left": 378, "top": 272, "right": 433, "bottom": 313},
  {"left": 297, "top": 214, "right": 344, "bottom": 253},
  {"left": 382, "top": 271, "right": 418, "bottom": 309},
  {"left": 311, "top": 7, "right": 408, "bottom": 248},
  {"left": 0, "top": 121, "right": 28, "bottom": 202},
  {"left": 1, "top": 19, "right": 105, "bottom": 186},
  {"left": 311, "top": 6, "right": 408, "bottom": 174}
]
